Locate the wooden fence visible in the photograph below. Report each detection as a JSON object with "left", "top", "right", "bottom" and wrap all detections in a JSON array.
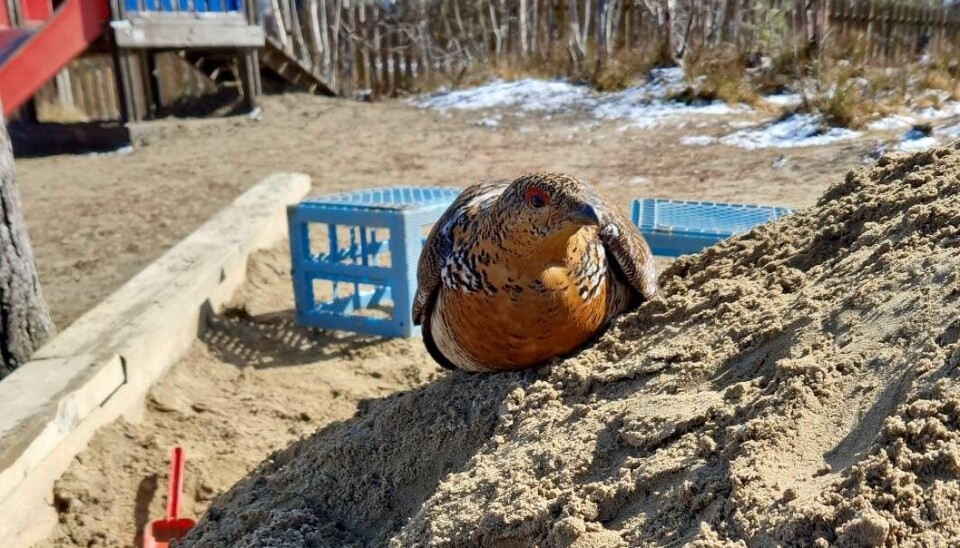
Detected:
[{"left": 33, "top": 0, "right": 960, "bottom": 122}]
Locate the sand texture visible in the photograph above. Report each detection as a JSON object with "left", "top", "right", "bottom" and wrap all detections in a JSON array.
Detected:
[
  {"left": 36, "top": 246, "right": 441, "bottom": 548},
  {"left": 180, "top": 142, "right": 960, "bottom": 547}
]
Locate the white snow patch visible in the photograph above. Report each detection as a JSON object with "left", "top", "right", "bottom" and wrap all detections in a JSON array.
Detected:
[
  {"left": 867, "top": 114, "right": 916, "bottom": 131},
  {"left": 941, "top": 122, "right": 960, "bottom": 138},
  {"left": 594, "top": 95, "right": 742, "bottom": 129},
  {"left": 895, "top": 136, "right": 939, "bottom": 152},
  {"left": 86, "top": 145, "right": 134, "bottom": 157},
  {"left": 414, "top": 79, "right": 592, "bottom": 112},
  {"left": 911, "top": 100, "right": 960, "bottom": 120},
  {"left": 763, "top": 93, "right": 802, "bottom": 108},
  {"left": 473, "top": 117, "right": 500, "bottom": 128},
  {"left": 680, "top": 135, "right": 718, "bottom": 146},
  {"left": 719, "top": 114, "right": 860, "bottom": 149},
  {"left": 415, "top": 68, "right": 747, "bottom": 128}
]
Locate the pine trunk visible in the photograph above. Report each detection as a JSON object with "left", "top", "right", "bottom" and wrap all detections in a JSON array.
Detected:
[{"left": 0, "top": 111, "right": 55, "bottom": 378}]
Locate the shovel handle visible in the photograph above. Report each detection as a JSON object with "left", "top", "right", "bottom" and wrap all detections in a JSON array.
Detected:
[{"left": 167, "top": 446, "right": 186, "bottom": 521}]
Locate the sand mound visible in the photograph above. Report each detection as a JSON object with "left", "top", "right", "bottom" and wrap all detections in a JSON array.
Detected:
[{"left": 182, "top": 143, "right": 960, "bottom": 547}]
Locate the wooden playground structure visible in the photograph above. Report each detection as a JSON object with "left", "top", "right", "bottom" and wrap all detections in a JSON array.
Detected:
[{"left": 0, "top": 0, "right": 334, "bottom": 152}]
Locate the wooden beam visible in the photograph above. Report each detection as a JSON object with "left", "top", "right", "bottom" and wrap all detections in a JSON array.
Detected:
[
  {"left": 112, "top": 17, "right": 264, "bottom": 49},
  {"left": 0, "top": 173, "right": 311, "bottom": 546}
]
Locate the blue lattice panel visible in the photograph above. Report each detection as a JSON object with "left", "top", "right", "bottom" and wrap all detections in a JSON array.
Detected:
[
  {"left": 123, "top": 0, "right": 242, "bottom": 12},
  {"left": 288, "top": 186, "right": 461, "bottom": 337},
  {"left": 631, "top": 198, "right": 793, "bottom": 257}
]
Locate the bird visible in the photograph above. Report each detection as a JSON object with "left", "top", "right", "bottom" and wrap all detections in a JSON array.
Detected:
[{"left": 412, "top": 172, "right": 659, "bottom": 373}]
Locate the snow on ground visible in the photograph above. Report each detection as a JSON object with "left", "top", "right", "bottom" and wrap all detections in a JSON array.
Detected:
[
  {"left": 415, "top": 79, "right": 592, "bottom": 112},
  {"left": 895, "top": 128, "right": 939, "bottom": 152},
  {"left": 868, "top": 114, "right": 916, "bottom": 131},
  {"left": 763, "top": 93, "right": 803, "bottom": 108},
  {"left": 415, "top": 68, "right": 744, "bottom": 128},
  {"left": 416, "top": 75, "right": 959, "bottom": 152},
  {"left": 680, "top": 135, "right": 718, "bottom": 146},
  {"left": 910, "top": 100, "right": 960, "bottom": 120},
  {"left": 942, "top": 122, "right": 960, "bottom": 138},
  {"left": 719, "top": 114, "right": 860, "bottom": 149}
]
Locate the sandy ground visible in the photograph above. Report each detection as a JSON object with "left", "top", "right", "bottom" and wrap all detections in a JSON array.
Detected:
[
  {"left": 36, "top": 244, "right": 441, "bottom": 548},
  {"left": 17, "top": 93, "right": 868, "bottom": 328},
  {"left": 183, "top": 143, "right": 960, "bottom": 547},
  {"left": 17, "top": 93, "right": 908, "bottom": 547}
]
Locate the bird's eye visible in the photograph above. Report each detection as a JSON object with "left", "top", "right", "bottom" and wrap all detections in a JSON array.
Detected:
[{"left": 524, "top": 188, "right": 550, "bottom": 209}]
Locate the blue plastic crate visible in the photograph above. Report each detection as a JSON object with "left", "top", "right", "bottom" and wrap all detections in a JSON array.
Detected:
[
  {"left": 288, "top": 186, "right": 462, "bottom": 337},
  {"left": 631, "top": 198, "right": 793, "bottom": 257},
  {"left": 122, "top": 0, "right": 241, "bottom": 13}
]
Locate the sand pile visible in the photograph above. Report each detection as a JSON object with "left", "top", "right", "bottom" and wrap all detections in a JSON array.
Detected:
[{"left": 183, "top": 143, "right": 960, "bottom": 547}]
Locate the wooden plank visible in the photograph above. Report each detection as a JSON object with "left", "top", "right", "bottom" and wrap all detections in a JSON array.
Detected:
[
  {"left": 112, "top": 18, "right": 264, "bottom": 48},
  {"left": 0, "top": 354, "right": 125, "bottom": 501},
  {"left": 0, "top": 173, "right": 311, "bottom": 546}
]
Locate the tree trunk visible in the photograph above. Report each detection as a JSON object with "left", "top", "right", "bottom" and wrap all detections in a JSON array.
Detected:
[
  {"left": 0, "top": 109, "right": 55, "bottom": 378},
  {"left": 595, "top": 0, "right": 607, "bottom": 74}
]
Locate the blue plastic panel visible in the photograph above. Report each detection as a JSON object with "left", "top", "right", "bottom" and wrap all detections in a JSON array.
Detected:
[
  {"left": 300, "top": 186, "right": 462, "bottom": 211},
  {"left": 631, "top": 198, "right": 793, "bottom": 257},
  {"left": 288, "top": 186, "right": 461, "bottom": 338},
  {"left": 123, "top": 0, "right": 241, "bottom": 13}
]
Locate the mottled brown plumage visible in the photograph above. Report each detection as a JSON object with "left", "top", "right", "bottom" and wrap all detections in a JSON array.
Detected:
[{"left": 413, "top": 173, "right": 658, "bottom": 372}]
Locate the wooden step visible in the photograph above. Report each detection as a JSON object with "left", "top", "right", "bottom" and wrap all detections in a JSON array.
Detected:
[{"left": 259, "top": 35, "right": 336, "bottom": 96}]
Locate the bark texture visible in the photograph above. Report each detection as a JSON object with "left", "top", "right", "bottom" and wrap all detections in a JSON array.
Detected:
[{"left": 0, "top": 113, "right": 55, "bottom": 378}]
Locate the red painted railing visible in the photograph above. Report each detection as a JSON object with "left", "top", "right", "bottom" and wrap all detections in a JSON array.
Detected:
[
  {"left": 20, "top": 0, "right": 54, "bottom": 22},
  {"left": 0, "top": 0, "right": 110, "bottom": 116}
]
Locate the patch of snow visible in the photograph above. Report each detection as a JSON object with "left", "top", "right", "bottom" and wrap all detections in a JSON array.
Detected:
[
  {"left": 415, "top": 69, "right": 747, "bottom": 128},
  {"left": 414, "top": 78, "right": 592, "bottom": 112},
  {"left": 891, "top": 126, "right": 941, "bottom": 152},
  {"left": 893, "top": 136, "right": 940, "bottom": 152},
  {"left": 867, "top": 114, "right": 916, "bottom": 131},
  {"left": 941, "top": 122, "right": 960, "bottom": 138},
  {"left": 911, "top": 100, "right": 960, "bottom": 120},
  {"left": 680, "top": 135, "right": 717, "bottom": 146},
  {"left": 595, "top": 97, "right": 742, "bottom": 129},
  {"left": 87, "top": 145, "right": 134, "bottom": 157},
  {"left": 719, "top": 114, "right": 860, "bottom": 149},
  {"left": 473, "top": 117, "right": 500, "bottom": 128},
  {"left": 763, "top": 93, "right": 802, "bottom": 108}
]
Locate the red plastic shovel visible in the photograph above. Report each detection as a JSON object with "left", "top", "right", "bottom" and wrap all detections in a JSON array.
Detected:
[{"left": 143, "top": 446, "right": 196, "bottom": 548}]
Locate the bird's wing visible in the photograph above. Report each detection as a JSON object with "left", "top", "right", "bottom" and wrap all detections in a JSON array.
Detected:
[
  {"left": 412, "top": 180, "right": 509, "bottom": 326},
  {"left": 595, "top": 197, "right": 660, "bottom": 301}
]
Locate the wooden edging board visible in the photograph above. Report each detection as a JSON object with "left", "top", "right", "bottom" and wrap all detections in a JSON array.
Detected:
[{"left": 0, "top": 172, "right": 310, "bottom": 546}]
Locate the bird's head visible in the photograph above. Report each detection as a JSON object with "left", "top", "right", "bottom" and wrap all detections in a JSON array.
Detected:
[{"left": 496, "top": 172, "right": 603, "bottom": 250}]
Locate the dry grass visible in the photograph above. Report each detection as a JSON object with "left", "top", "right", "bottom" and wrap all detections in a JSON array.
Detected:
[
  {"left": 586, "top": 49, "right": 663, "bottom": 92},
  {"left": 676, "top": 46, "right": 758, "bottom": 105},
  {"left": 804, "top": 82, "right": 871, "bottom": 129},
  {"left": 918, "top": 68, "right": 960, "bottom": 100},
  {"left": 413, "top": 35, "right": 958, "bottom": 133}
]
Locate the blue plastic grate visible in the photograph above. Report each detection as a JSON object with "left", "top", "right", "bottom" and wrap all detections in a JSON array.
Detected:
[
  {"left": 631, "top": 198, "right": 793, "bottom": 257},
  {"left": 122, "top": 0, "right": 242, "bottom": 13},
  {"left": 303, "top": 186, "right": 462, "bottom": 211},
  {"left": 288, "top": 186, "right": 461, "bottom": 338}
]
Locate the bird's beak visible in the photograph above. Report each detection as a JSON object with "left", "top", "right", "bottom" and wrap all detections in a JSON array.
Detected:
[{"left": 565, "top": 203, "right": 601, "bottom": 226}]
